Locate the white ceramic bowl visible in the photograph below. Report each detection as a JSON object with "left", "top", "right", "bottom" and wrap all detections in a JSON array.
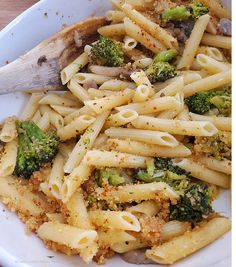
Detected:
[{"left": 0, "top": 1, "right": 231, "bottom": 266}]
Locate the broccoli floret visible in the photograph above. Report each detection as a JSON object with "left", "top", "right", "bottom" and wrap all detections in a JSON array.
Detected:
[
  {"left": 209, "top": 95, "right": 231, "bottom": 116},
  {"left": 190, "top": 2, "right": 209, "bottom": 18},
  {"left": 135, "top": 158, "right": 189, "bottom": 194},
  {"left": 90, "top": 36, "right": 124, "bottom": 67},
  {"left": 14, "top": 121, "right": 60, "bottom": 179},
  {"left": 170, "top": 183, "right": 213, "bottom": 224},
  {"left": 146, "top": 60, "right": 176, "bottom": 83},
  {"left": 162, "top": 6, "right": 191, "bottom": 22},
  {"left": 194, "top": 131, "right": 231, "bottom": 160},
  {"left": 154, "top": 49, "right": 177, "bottom": 62},
  {"left": 185, "top": 88, "right": 231, "bottom": 116},
  {"left": 96, "top": 168, "right": 125, "bottom": 186}
]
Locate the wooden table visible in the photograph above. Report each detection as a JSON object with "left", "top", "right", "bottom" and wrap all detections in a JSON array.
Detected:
[{"left": 0, "top": 0, "right": 38, "bottom": 30}]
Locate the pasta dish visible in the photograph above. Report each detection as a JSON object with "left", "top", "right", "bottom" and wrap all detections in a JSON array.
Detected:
[{"left": 0, "top": 0, "right": 231, "bottom": 265}]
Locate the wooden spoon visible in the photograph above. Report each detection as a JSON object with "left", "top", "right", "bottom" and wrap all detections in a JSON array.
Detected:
[{"left": 0, "top": 17, "right": 107, "bottom": 94}]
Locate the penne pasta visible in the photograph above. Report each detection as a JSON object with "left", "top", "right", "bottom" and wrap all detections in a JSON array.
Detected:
[
  {"left": 89, "top": 210, "right": 141, "bottom": 231},
  {"left": 60, "top": 52, "right": 89, "bottom": 85},
  {"left": 124, "top": 18, "right": 166, "bottom": 54},
  {"left": 195, "top": 54, "right": 230, "bottom": 74},
  {"left": 197, "top": 156, "right": 231, "bottom": 175},
  {"left": 173, "top": 158, "right": 230, "bottom": 188},
  {"left": 84, "top": 150, "right": 151, "bottom": 169},
  {"left": 121, "top": 3, "right": 178, "bottom": 49},
  {"left": 146, "top": 217, "right": 231, "bottom": 264},
  {"left": 65, "top": 189, "right": 93, "bottom": 229},
  {"left": 20, "top": 93, "right": 44, "bottom": 120},
  {"left": 39, "top": 94, "right": 79, "bottom": 107},
  {"left": 189, "top": 113, "right": 231, "bottom": 132},
  {"left": 98, "top": 23, "right": 126, "bottom": 36},
  {"left": 62, "top": 162, "right": 93, "bottom": 203},
  {"left": 107, "top": 138, "right": 191, "bottom": 158},
  {"left": 96, "top": 182, "right": 178, "bottom": 203},
  {"left": 201, "top": 33, "right": 231, "bottom": 49},
  {"left": 132, "top": 116, "right": 218, "bottom": 136},
  {"left": 177, "top": 14, "right": 210, "bottom": 70},
  {"left": 104, "top": 109, "right": 138, "bottom": 128},
  {"left": 85, "top": 89, "right": 134, "bottom": 114},
  {"left": 63, "top": 111, "right": 110, "bottom": 173},
  {"left": 57, "top": 115, "right": 96, "bottom": 141},
  {"left": 0, "top": 116, "right": 17, "bottom": 143},
  {"left": 183, "top": 70, "right": 231, "bottom": 97},
  {"left": 116, "top": 95, "right": 182, "bottom": 114},
  {"left": 99, "top": 79, "right": 136, "bottom": 91},
  {"left": 74, "top": 73, "right": 111, "bottom": 85},
  {"left": 0, "top": 139, "right": 18, "bottom": 177},
  {"left": 67, "top": 78, "right": 91, "bottom": 102},
  {"left": 105, "top": 127, "right": 179, "bottom": 147},
  {"left": 37, "top": 221, "right": 97, "bottom": 250},
  {"left": 48, "top": 153, "right": 65, "bottom": 200}
]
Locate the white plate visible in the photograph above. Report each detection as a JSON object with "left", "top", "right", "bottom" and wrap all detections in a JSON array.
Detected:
[{"left": 0, "top": 1, "right": 231, "bottom": 266}]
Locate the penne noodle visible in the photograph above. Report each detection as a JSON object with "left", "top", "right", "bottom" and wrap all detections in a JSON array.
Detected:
[
  {"left": 31, "top": 110, "right": 42, "bottom": 124},
  {"left": 96, "top": 182, "right": 178, "bottom": 203},
  {"left": 111, "top": 240, "right": 147, "bottom": 253},
  {"left": 173, "top": 158, "right": 230, "bottom": 188},
  {"left": 123, "top": 36, "right": 138, "bottom": 51},
  {"left": 60, "top": 52, "right": 89, "bottom": 85},
  {"left": 37, "top": 221, "right": 97, "bottom": 250},
  {"left": 99, "top": 79, "right": 136, "bottom": 91},
  {"left": 153, "top": 76, "right": 184, "bottom": 98},
  {"left": 121, "top": 3, "right": 178, "bottom": 49},
  {"left": 124, "top": 18, "right": 166, "bottom": 54},
  {"left": 197, "top": 46, "right": 224, "bottom": 62},
  {"left": 105, "top": 127, "right": 179, "bottom": 147},
  {"left": 62, "top": 162, "right": 93, "bottom": 203},
  {"left": 104, "top": 109, "right": 138, "bottom": 128},
  {"left": 40, "top": 105, "right": 64, "bottom": 130},
  {"left": 126, "top": 200, "right": 159, "bottom": 217},
  {"left": 98, "top": 229, "right": 136, "bottom": 245},
  {"left": 50, "top": 105, "right": 78, "bottom": 116},
  {"left": 74, "top": 73, "right": 111, "bottom": 85},
  {"left": 177, "top": 14, "right": 210, "bottom": 70},
  {"left": 63, "top": 111, "right": 110, "bottom": 173},
  {"left": 160, "top": 221, "right": 191, "bottom": 241},
  {"left": 39, "top": 94, "right": 79, "bottom": 107},
  {"left": 183, "top": 70, "right": 231, "bottom": 97},
  {"left": 201, "top": 33, "right": 231, "bottom": 49},
  {"left": 197, "top": 156, "right": 231, "bottom": 175},
  {"left": 0, "top": 176, "right": 48, "bottom": 217},
  {"left": 84, "top": 150, "right": 151, "bottom": 169},
  {"left": 0, "top": 116, "right": 17, "bottom": 143},
  {"left": 146, "top": 217, "right": 231, "bottom": 264},
  {"left": 98, "top": 23, "right": 126, "bottom": 36},
  {"left": 20, "top": 93, "right": 44, "bottom": 120},
  {"left": 132, "top": 116, "right": 218, "bottom": 136},
  {"left": 66, "top": 189, "right": 93, "bottom": 229},
  {"left": 106, "top": 10, "right": 125, "bottom": 23},
  {"left": 116, "top": 95, "right": 182, "bottom": 114},
  {"left": 57, "top": 115, "right": 95, "bottom": 141},
  {"left": 64, "top": 106, "right": 95, "bottom": 125},
  {"left": 107, "top": 138, "right": 191, "bottom": 158},
  {"left": 85, "top": 89, "right": 134, "bottom": 114},
  {"left": 195, "top": 54, "right": 230, "bottom": 74},
  {"left": 89, "top": 211, "right": 141, "bottom": 231},
  {"left": 133, "top": 84, "right": 151, "bottom": 102},
  {"left": 198, "top": 0, "right": 231, "bottom": 19},
  {"left": 48, "top": 153, "right": 65, "bottom": 200},
  {"left": 67, "top": 78, "right": 91, "bottom": 102},
  {"left": 36, "top": 112, "right": 50, "bottom": 131},
  {"left": 0, "top": 139, "right": 18, "bottom": 177},
  {"left": 189, "top": 113, "right": 231, "bottom": 132}
]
